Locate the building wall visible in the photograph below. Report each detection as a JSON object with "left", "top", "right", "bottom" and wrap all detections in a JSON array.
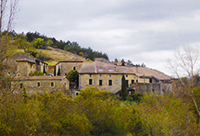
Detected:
[
  {"left": 124, "top": 74, "right": 149, "bottom": 86},
  {"left": 79, "top": 73, "right": 122, "bottom": 93},
  {"left": 60, "top": 62, "right": 83, "bottom": 76},
  {"left": 13, "top": 78, "right": 69, "bottom": 94},
  {"left": 48, "top": 66, "right": 55, "bottom": 75},
  {"left": 134, "top": 81, "right": 172, "bottom": 94},
  {"left": 79, "top": 73, "right": 151, "bottom": 93}
]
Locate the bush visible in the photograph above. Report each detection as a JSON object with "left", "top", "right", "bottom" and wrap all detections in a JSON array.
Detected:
[{"left": 34, "top": 71, "right": 44, "bottom": 76}]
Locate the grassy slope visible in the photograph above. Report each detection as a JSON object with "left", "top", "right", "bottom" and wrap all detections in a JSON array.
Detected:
[
  {"left": 10, "top": 46, "right": 87, "bottom": 66},
  {"left": 39, "top": 47, "right": 86, "bottom": 66}
]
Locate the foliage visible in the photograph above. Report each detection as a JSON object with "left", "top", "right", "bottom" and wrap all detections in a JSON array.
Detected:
[
  {"left": 121, "top": 59, "right": 125, "bottom": 66},
  {"left": 121, "top": 74, "right": 128, "bottom": 100},
  {"left": 29, "top": 71, "right": 44, "bottom": 76},
  {"left": 0, "top": 87, "right": 200, "bottom": 135},
  {"left": 168, "top": 45, "right": 200, "bottom": 126},
  {"left": 24, "top": 31, "right": 109, "bottom": 60},
  {"left": 66, "top": 70, "right": 79, "bottom": 83},
  {"left": 0, "top": 0, "right": 19, "bottom": 94},
  {"left": 127, "top": 93, "right": 144, "bottom": 103},
  {"left": 134, "top": 93, "right": 199, "bottom": 135}
]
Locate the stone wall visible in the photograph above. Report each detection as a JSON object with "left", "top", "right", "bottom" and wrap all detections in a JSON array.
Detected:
[
  {"left": 79, "top": 73, "right": 151, "bottom": 93},
  {"left": 79, "top": 73, "right": 122, "bottom": 93},
  {"left": 60, "top": 62, "right": 83, "bottom": 75},
  {"left": 13, "top": 77, "right": 69, "bottom": 94},
  {"left": 132, "top": 82, "right": 172, "bottom": 94}
]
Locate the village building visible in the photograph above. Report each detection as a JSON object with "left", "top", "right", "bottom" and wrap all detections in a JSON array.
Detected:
[
  {"left": 56, "top": 58, "right": 85, "bottom": 76},
  {"left": 78, "top": 61, "right": 172, "bottom": 94},
  {"left": 12, "top": 76, "right": 69, "bottom": 94},
  {"left": 10, "top": 52, "right": 48, "bottom": 76},
  {"left": 10, "top": 52, "right": 173, "bottom": 95}
]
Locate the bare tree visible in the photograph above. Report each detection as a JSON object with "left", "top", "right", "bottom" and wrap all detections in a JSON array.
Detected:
[
  {"left": 0, "top": 0, "right": 19, "bottom": 94},
  {"left": 168, "top": 45, "right": 200, "bottom": 125}
]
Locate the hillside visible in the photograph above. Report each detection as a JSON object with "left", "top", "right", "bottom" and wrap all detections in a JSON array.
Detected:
[{"left": 38, "top": 47, "right": 86, "bottom": 66}]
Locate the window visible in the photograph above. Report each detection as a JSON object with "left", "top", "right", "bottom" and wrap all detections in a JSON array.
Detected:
[
  {"left": 131, "top": 80, "right": 134, "bottom": 84},
  {"left": 90, "top": 74, "right": 92, "bottom": 77},
  {"left": 37, "top": 82, "right": 41, "bottom": 87},
  {"left": 51, "top": 82, "right": 55, "bottom": 87},
  {"left": 100, "top": 74, "right": 101, "bottom": 77},
  {"left": 149, "top": 78, "right": 152, "bottom": 83},
  {"left": 126, "top": 75, "right": 128, "bottom": 77},
  {"left": 109, "top": 80, "right": 112, "bottom": 86},
  {"left": 20, "top": 83, "right": 23, "bottom": 89},
  {"left": 99, "top": 80, "right": 102, "bottom": 86},
  {"left": 89, "top": 79, "right": 92, "bottom": 85},
  {"left": 73, "top": 67, "right": 76, "bottom": 70},
  {"left": 109, "top": 75, "right": 111, "bottom": 77},
  {"left": 136, "top": 80, "right": 138, "bottom": 83}
]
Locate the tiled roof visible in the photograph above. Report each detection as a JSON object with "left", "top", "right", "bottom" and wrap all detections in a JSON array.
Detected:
[
  {"left": 80, "top": 61, "right": 172, "bottom": 80},
  {"left": 14, "top": 76, "right": 66, "bottom": 80},
  {"left": 131, "top": 67, "right": 172, "bottom": 80},
  {"left": 11, "top": 52, "right": 42, "bottom": 63},
  {"left": 79, "top": 62, "right": 96, "bottom": 73}
]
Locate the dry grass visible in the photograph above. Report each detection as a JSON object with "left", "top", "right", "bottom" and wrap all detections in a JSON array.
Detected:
[{"left": 37, "top": 47, "right": 85, "bottom": 66}]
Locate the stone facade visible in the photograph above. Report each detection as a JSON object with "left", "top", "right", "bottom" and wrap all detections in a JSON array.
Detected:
[
  {"left": 56, "top": 61, "right": 83, "bottom": 76},
  {"left": 79, "top": 73, "right": 122, "bottom": 93},
  {"left": 11, "top": 52, "right": 48, "bottom": 76},
  {"left": 78, "top": 61, "right": 173, "bottom": 94},
  {"left": 13, "top": 76, "right": 69, "bottom": 94}
]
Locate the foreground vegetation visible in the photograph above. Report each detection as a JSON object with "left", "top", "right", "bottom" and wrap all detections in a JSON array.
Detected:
[{"left": 0, "top": 86, "right": 199, "bottom": 136}]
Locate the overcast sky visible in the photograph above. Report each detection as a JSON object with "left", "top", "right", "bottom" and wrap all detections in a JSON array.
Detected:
[{"left": 14, "top": 0, "right": 200, "bottom": 76}]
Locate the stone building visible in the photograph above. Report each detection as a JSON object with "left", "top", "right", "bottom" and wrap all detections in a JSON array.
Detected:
[
  {"left": 78, "top": 61, "right": 172, "bottom": 94},
  {"left": 11, "top": 52, "right": 48, "bottom": 76},
  {"left": 13, "top": 76, "right": 69, "bottom": 94},
  {"left": 56, "top": 58, "right": 85, "bottom": 76}
]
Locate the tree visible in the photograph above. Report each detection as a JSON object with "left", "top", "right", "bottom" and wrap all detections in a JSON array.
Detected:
[
  {"left": 33, "top": 38, "right": 45, "bottom": 49},
  {"left": 121, "top": 59, "right": 125, "bottom": 66},
  {"left": 0, "top": 0, "right": 19, "bottom": 94},
  {"left": 121, "top": 74, "right": 127, "bottom": 100},
  {"left": 114, "top": 58, "right": 118, "bottom": 63},
  {"left": 66, "top": 70, "right": 79, "bottom": 88},
  {"left": 127, "top": 60, "right": 133, "bottom": 65},
  {"left": 168, "top": 45, "right": 200, "bottom": 125}
]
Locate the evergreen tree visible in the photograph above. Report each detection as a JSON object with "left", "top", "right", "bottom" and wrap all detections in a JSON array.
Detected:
[{"left": 121, "top": 74, "right": 127, "bottom": 100}]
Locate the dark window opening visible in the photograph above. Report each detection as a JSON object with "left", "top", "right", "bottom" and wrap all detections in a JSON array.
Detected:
[
  {"left": 90, "top": 74, "right": 92, "bottom": 77},
  {"left": 89, "top": 79, "right": 92, "bottom": 85},
  {"left": 20, "top": 83, "right": 23, "bottom": 89},
  {"left": 126, "top": 75, "right": 128, "bottom": 77},
  {"left": 51, "top": 82, "right": 55, "bottom": 87},
  {"left": 149, "top": 78, "right": 152, "bottom": 83},
  {"left": 109, "top": 75, "right": 111, "bottom": 77},
  {"left": 37, "top": 82, "right": 41, "bottom": 87},
  {"left": 73, "top": 67, "right": 76, "bottom": 70},
  {"left": 136, "top": 80, "right": 138, "bottom": 83},
  {"left": 99, "top": 80, "right": 102, "bottom": 86},
  {"left": 131, "top": 80, "right": 134, "bottom": 84},
  {"left": 109, "top": 80, "right": 112, "bottom": 86}
]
